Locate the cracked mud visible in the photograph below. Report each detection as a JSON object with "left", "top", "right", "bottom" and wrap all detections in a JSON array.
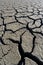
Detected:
[{"left": 0, "top": 0, "right": 43, "bottom": 65}]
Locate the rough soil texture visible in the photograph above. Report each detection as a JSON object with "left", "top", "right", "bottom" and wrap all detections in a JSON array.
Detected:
[{"left": 0, "top": 0, "right": 43, "bottom": 65}]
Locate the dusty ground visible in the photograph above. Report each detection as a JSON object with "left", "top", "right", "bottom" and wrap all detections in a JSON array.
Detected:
[{"left": 0, "top": 0, "right": 43, "bottom": 65}]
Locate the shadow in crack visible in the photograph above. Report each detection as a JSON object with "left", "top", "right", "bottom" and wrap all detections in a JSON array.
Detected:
[{"left": 0, "top": 7, "right": 43, "bottom": 65}]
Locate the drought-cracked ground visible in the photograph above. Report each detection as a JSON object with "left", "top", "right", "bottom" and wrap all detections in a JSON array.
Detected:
[{"left": 0, "top": 0, "right": 43, "bottom": 65}]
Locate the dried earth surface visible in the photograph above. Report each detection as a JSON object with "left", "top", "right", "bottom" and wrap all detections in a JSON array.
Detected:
[{"left": 0, "top": 0, "right": 43, "bottom": 65}]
